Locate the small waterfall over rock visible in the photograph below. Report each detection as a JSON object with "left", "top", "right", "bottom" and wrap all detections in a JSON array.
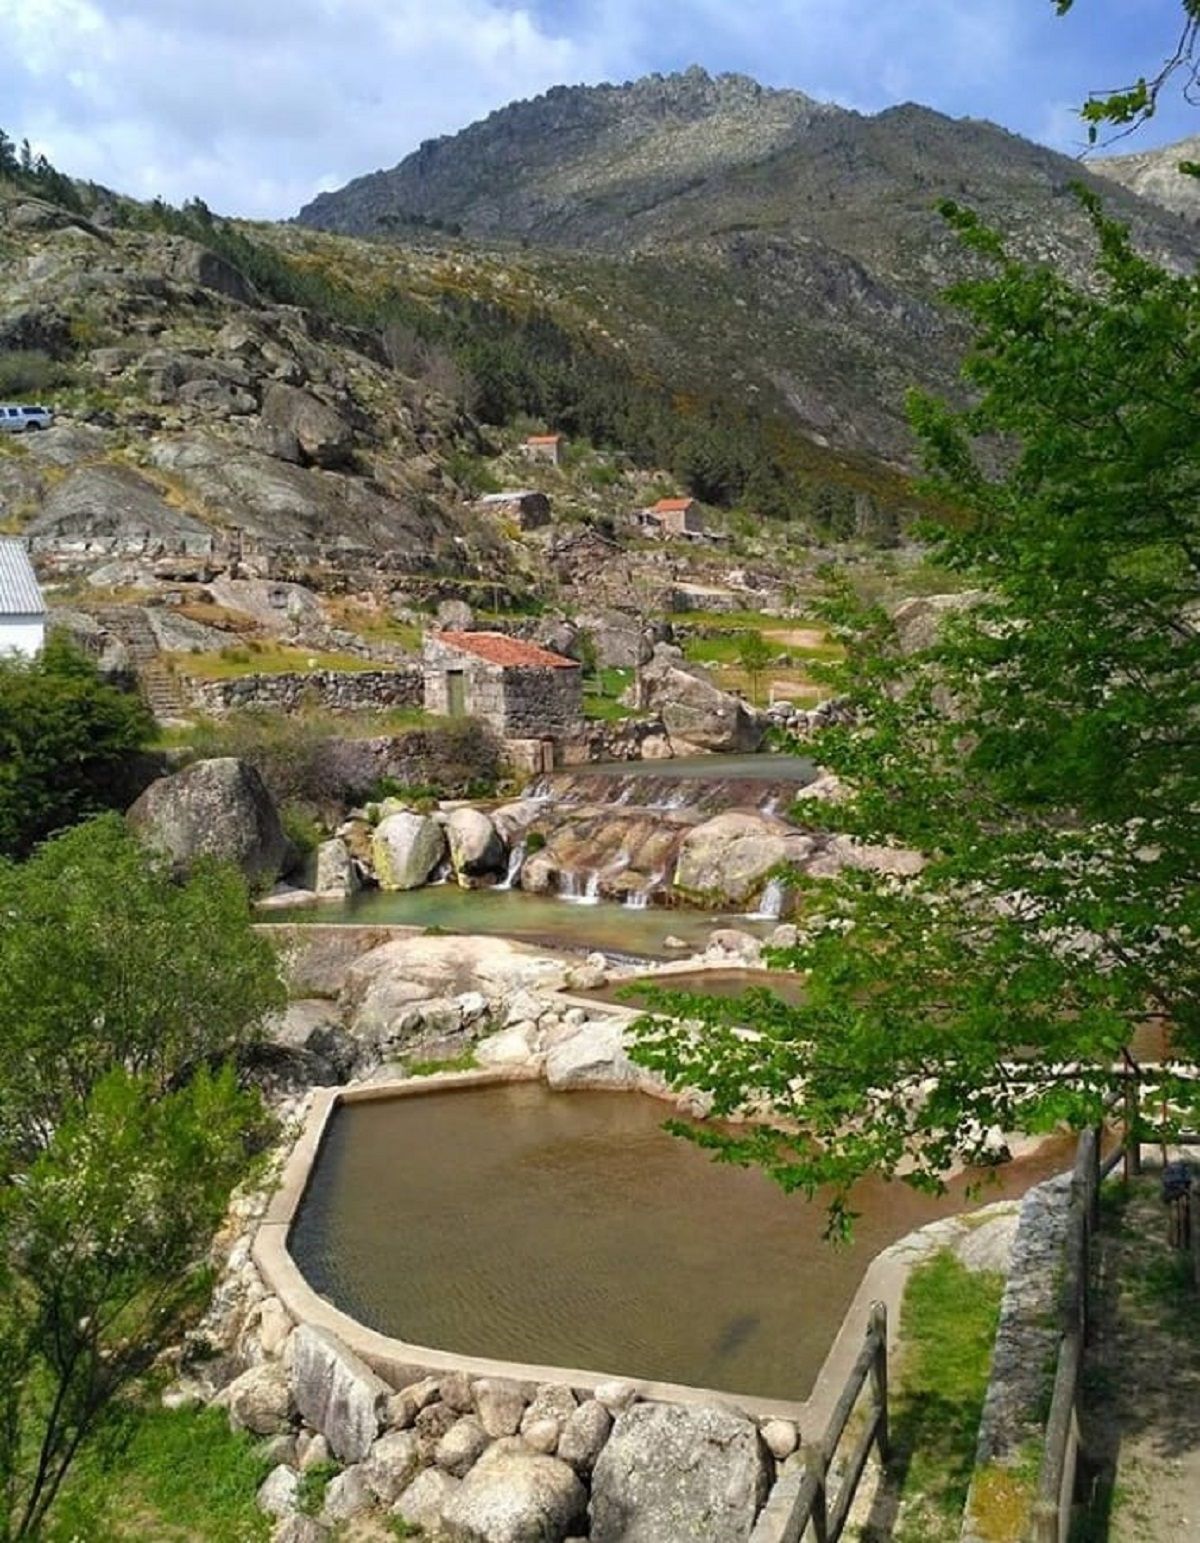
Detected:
[
  {"left": 747, "top": 876, "right": 786, "bottom": 921},
  {"left": 560, "top": 870, "right": 601, "bottom": 906},
  {"left": 624, "top": 869, "right": 667, "bottom": 910},
  {"left": 495, "top": 841, "right": 526, "bottom": 892}
]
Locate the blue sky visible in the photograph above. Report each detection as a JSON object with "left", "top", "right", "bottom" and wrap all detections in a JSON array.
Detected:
[{"left": 0, "top": 0, "right": 1195, "bottom": 217}]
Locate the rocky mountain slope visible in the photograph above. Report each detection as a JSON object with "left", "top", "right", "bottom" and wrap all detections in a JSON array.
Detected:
[
  {"left": 0, "top": 190, "right": 508, "bottom": 582},
  {"left": 299, "top": 70, "right": 1200, "bottom": 464},
  {"left": 1094, "top": 134, "right": 1200, "bottom": 222}
]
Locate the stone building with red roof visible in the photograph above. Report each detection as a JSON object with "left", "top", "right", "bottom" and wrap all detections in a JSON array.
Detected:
[
  {"left": 422, "top": 630, "right": 582, "bottom": 753},
  {"left": 520, "top": 433, "right": 566, "bottom": 467},
  {"left": 636, "top": 496, "right": 705, "bottom": 538}
]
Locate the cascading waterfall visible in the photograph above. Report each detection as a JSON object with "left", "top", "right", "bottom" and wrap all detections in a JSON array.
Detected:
[
  {"left": 747, "top": 876, "right": 786, "bottom": 921},
  {"left": 495, "top": 841, "right": 526, "bottom": 892},
  {"left": 560, "top": 870, "right": 601, "bottom": 905},
  {"left": 431, "top": 858, "right": 453, "bottom": 885},
  {"left": 624, "top": 869, "right": 666, "bottom": 911}
]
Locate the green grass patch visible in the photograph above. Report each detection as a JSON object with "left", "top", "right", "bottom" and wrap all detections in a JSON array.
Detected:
[
  {"left": 171, "top": 644, "right": 386, "bottom": 680},
  {"left": 887, "top": 1249, "right": 1005, "bottom": 1543},
  {"left": 583, "top": 666, "right": 632, "bottom": 721},
  {"left": 405, "top": 1049, "right": 481, "bottom": 1077},
  {"left": 46, "top": 1402, "right": 273, "bottom": 1542}
]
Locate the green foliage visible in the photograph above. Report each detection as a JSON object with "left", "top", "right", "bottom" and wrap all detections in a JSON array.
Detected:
[
  {"left": 0, "top": 352, "right": 73, "bottom": 397},
  {"left": 405, "top": 1049, "right": 481, "bottom": 1076},
  {"left": 631, "top": 194, "right": 1200, "bottom": 1227},
  {"left": 0, "top": 815, "right": 284, "bottom": 1156},
  {"left": 1054, "top": 2, "right": 1200, "bottom": 138},
  {"left": 280, "top": 802, "right": 325, "bottom": 859},
  {"left": 0, "top": 636, "right": 152, "bottom": 860},
  {"left": 888, "top": 1251, "right": 1007, "bottom": 1543},
  {"left": 735, "top": 630, "right": 773, "bottom": 705},
  {"left": 0, "top": 132, "right": 85, "bottom": 213},
  {"left": 0, "top": 818, "right": 281, "bottom": 1538},
  {"left": 297, "top": 1458, "right": 341, "bottom": 1516},
  {"left": 44, "top": 1402, "right": 273, "bottom": 1541},
  {"left": 0, "top": 1067, "right": 268, "bottom": 1540}
]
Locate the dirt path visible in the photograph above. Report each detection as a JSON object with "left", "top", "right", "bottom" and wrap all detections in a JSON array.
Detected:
[{"left": 1077, "top": 1179, "right": 1200, "bottom": 1542}]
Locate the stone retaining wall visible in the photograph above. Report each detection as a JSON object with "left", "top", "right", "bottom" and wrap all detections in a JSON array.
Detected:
[
  {"left": 959, "top": 1174, "right": 1072, "bottom": 1543},
  {"left": 186, "top": 667, "right": 424, "bottom": 715}
]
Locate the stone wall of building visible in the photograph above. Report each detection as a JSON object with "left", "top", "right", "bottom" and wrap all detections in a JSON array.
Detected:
[
  {"left": 188, "top": 667, "right": 424, "bottom": 716},
  {"left": 501, "top": 665, "right": 583, "bottom": 739}
]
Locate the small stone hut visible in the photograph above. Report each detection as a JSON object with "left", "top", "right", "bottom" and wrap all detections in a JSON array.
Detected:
[
  {"left": 520, "top": 433, "right": 565, "bottom": 467},
  {"left": 638, "top": 497, "right": 705, "bottom": 538},
  {"left": 423, "top": 631, "right": 583, "bottom": 749},
  {"left": 474, "top": 490, "right": 552, "bottom": 531}
]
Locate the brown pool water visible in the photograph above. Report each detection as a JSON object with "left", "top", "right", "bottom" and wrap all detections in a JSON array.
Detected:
[{"left": 289, "top": 1083, "right": 1072, "bottom": 1405}]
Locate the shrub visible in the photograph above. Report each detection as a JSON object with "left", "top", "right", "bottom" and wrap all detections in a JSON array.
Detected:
[{"left": 0, "top": 349, "right": 74, "bottom": 396}]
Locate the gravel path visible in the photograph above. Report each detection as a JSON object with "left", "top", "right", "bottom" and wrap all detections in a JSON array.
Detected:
[{"left": 1079, "top": 1178, "right": 1200, "bottom": 1542}]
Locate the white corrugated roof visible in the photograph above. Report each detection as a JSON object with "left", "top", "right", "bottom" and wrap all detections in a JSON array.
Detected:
[{"left": 0, "top": 539, "right": 45, "bottom": 616}]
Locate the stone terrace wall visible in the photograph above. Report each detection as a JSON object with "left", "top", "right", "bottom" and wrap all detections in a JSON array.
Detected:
[{"left": 187, "top": 667, "right": 423, "bottom": 716}]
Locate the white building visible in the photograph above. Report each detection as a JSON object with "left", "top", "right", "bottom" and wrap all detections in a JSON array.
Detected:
[{"left": 0, "top": 539, "right": 46, "bottom": 657}]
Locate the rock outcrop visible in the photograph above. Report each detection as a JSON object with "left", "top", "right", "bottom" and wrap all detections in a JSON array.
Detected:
[
  {"left": 371, "top": 811, "right": 447, "bottom": 890},
  {"left": 440, "top": 1442, "right": 587, "bottom": 1543},
  {"left": 127, "top": 756, "right": 292, "bottom": 884},
  {"left": 639, "top": 646, "right": 764, "bottom": 754},
  {"left": 589, "top": 1402, "right": 772, "bottom": 1542},
  {"left": 674, "top": 810, "right": 808, "bottom": 905},
  {"left": 290, "top": 1324, "right": 391, "bottom": 1464}
]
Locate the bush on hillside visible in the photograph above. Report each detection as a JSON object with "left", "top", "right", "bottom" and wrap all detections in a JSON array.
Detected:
[{"left": 0, "top": 636, "right": 153, "bottom": 859}]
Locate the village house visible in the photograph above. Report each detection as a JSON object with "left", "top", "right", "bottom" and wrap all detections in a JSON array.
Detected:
[
  {"left": 636, "top": 496, "right": 705, "bottom": 539},
  {"left": 423, "top": 631, "right": 582, "bottom": 761},
  {"left": 520, "top": 433, "right": 566, "bottom": 467},
  {"left": 0, "top": 539, "right": 46, "bottom": 657},
  {"left": 474, "top": 490, "right": 552, "bottom": 531}
]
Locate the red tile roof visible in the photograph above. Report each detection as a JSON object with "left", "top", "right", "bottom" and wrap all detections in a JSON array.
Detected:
[
  {"left": 433, "top": 631, "right": 580, "bottom": 670},
  {"left": 650, "top": 498, "right": 696, "bottom": 512},
  {"left": 525, "top": 434, "right": 563, "bottom": 445}
]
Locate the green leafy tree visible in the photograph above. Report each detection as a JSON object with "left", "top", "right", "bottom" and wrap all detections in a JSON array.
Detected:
[
  {"left": 1055, "top": 0, "right": 1200, "bottom": 137},
  {"left": 736, "top": 630, "right": 773, "bottom": 706},
  {"left": 0, "top": 636, "right": 152, "bottom": 860},
  {"left": 0, "top": 818, "right": 282, "bottom": 1537},
  {"left": 632, "top": 194, "right": 1200, "bottom": 1231},
  {"left": 0, "top": 814, "right": 285, "bottom": 1156},
  {"left": 0, "top": 1065, "right": 267, "bottom": 1540}
]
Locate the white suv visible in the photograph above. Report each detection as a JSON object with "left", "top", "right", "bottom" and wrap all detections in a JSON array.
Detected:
[{"left": 0, "top": 404, "right": 54, "bottom": 433}]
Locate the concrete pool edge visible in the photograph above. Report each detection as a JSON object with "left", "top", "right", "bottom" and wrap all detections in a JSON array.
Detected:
[{"left": 252, "top": 1069, "right": 1038, "bottom": 1437}]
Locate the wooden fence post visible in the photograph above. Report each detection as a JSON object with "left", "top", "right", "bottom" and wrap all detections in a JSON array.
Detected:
[
  {"left": 1124, "top": 1077, "right": 1142, "bottom": 1180},
  {"left": 802, "top": 1443, "right": 828, "bottom": 1543},
  {"left": 869, "top": 1301, "right": 889, "bottom": 1462}
]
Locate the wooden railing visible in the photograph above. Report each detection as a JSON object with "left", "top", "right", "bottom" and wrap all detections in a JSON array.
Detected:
[{"left": 751, "top": 1303, "right": 888, "bottom": 1543}]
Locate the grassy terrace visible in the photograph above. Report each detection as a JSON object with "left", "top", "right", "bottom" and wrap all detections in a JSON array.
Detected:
[{"left": 169, "top": 644, "right": 390, "bottom": 680}]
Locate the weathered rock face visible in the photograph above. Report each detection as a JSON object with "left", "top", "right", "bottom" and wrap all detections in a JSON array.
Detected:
[
  {"left": 890, "top": 590, "right": 984, "bottom": 654},
  {"left": 447, "top": 807, "right": 506, "bottom": 879},
  {"left": 544, "top": 1020, "right": 644, "bottom": 1091},
  {"left": 222, "top": 1361, "right": 294, "bottom": 1436},
  {"left": 127, "top": 757, "right": 292, "bottom": 884},
  {"left": 589, "top": 1402, "right": 772, "bottom": 1542},
  {"left": 372, "top": 811, "right": 447, "bottom": 890},
  {"left": 440, "top": 1442, "right": 587, "bottom": 1543},
  {"left": 261, "top": 383, "right": 355, "bottom": 469},
  {"left": 167, "top": 238, "right": 259, "bottom": 305},
  {"left": 639, "top": 646, "right": 764, "bottom": 754},
  {"left": 24, "top": 462, "right": 214, "bottom": 556},
  {"left": 674, "top": 811, "right": 808, "bottom": 904},
  {"left": 314, "top": 837, "right": 360, "bottom": 900},
  {"left": 290, "top": 1324, "right": 391, "bottom": 1463}
]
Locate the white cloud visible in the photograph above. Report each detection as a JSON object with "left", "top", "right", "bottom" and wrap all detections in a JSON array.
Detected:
[{"left": 0, "top": 0, "right": 1188, "bottom": 218}]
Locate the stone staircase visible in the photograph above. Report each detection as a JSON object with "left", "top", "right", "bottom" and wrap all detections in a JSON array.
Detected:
[{"left": 91, "top": 605, "right": 190, "bottom": 721}]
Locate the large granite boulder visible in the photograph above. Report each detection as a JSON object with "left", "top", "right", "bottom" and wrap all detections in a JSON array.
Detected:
[
  {"left": 589, "top": 1403, "right": 772, "bottom": 1542},
  {"left": 221, "top": 1361, "right": 294, "bottom": 1436},
  {"left": 127, "top": 757, "right": 291, "bottom": 885},
  {"left": 891, "top": 590, "right": 984, "bottom": 655},
  {"left": 24, "top": 462, "right": 213, "bottom": 556},
  {"left": 314, "top": 837, "right": 360, "bottom": 900},
  {"left": 290, "top": 1324, "right": 391, "bottom": 1464},
  {"left": 447, "top": 807, "right": 506, "bottom": 879},
  {"left": 544, "top": 1020, "right": 645, "bottom": 1091},
  {"left": 167, "top": 238, "right": 258, "bottom": 305},
  {"left": 674, "top": 811, "right": 809, "bottom": 905},
  {"left": 371, "top": 811, "right": 446, "bottom": 890},
  {"left": 639, "top": 646, "right": 764, "bottom": 754},
  {"left": 440, "top": 1442, "right": 586, "bottom": 1543},
  {"left": 261, "top": 383, "right": 354, "bottom": 469}
]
